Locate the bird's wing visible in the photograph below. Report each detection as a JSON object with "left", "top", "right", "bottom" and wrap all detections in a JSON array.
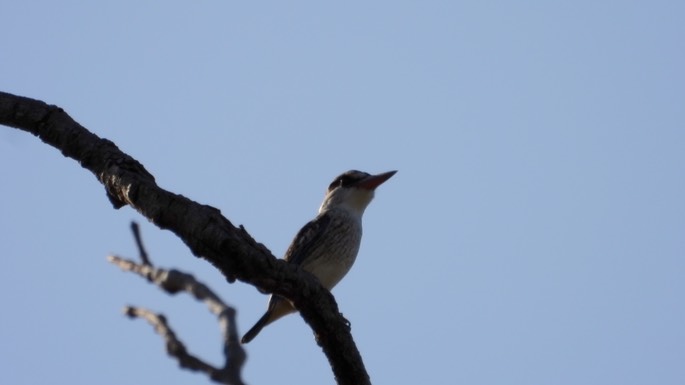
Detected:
[{"left": 284, "top": 211, "right": 333, "bottom": 266}]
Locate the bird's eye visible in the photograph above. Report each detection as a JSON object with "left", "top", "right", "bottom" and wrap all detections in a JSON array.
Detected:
[
  {"left": 328, "top": 171, "right": 366, "bottom": 191},
  {"left": 339, "top": 175, "right": 356, "bottom": 187}
]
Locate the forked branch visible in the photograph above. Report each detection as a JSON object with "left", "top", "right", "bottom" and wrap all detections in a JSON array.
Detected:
[
  {"left": 0, "top": 91, "right": 370, "bottom": 385},
  {"left": 109, "top": 223, "right": 246, "bottom": 385}
]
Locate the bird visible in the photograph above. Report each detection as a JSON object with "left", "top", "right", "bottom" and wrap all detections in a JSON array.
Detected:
[{"left": 241, "top": 169, "right": 397, "bottom": 344}]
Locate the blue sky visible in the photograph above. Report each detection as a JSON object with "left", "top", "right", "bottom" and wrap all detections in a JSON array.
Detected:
[{"left": 1, "top": 1, "right": 684, "bottom": 384}]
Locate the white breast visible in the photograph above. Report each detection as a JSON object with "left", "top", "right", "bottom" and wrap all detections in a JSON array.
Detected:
[{"left": 303, "top": 208, "right": 363, "bottom": 289}]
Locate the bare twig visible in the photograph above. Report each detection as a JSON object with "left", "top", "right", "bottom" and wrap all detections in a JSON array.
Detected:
[
  {"left": 130, "top": 222, "right": 152, "bottom": 266},
  {"left": 110, "top": 225, "right": 246, "bottom": 384},
  {"left": 110, "top": 255, "right": 247, "bottom": 385}
]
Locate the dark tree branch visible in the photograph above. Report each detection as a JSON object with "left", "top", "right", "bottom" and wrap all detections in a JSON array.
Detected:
[
  {"left": 110, "top": 253, "right": 247, "bottom": 385},
  {"left": 0, "top": 91, "right": 370, "bottom": 385}
]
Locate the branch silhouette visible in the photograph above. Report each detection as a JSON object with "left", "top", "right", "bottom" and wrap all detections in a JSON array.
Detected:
[
  {"left": 108, "top": 222, "right": 247, "bottom": 384},
  {"left": 0, "top": 91, "right": 370, "bottom": 385}
]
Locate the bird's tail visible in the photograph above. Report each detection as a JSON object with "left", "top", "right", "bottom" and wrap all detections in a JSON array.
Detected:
[
  {"left": 241, "top": 310, "right": 273, "bottom": 344},
  {"left": 242, "top": 296, "right": 297, "bottom": 343}
]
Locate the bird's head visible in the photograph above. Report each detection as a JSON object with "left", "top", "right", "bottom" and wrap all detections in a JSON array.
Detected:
[{"left": 319, "top": 170, "right": 397, "bottom": 215}]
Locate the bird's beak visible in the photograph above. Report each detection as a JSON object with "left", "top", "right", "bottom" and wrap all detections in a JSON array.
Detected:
[{"left": 355, "top": 170, "right": 397, "bottom": 190}]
